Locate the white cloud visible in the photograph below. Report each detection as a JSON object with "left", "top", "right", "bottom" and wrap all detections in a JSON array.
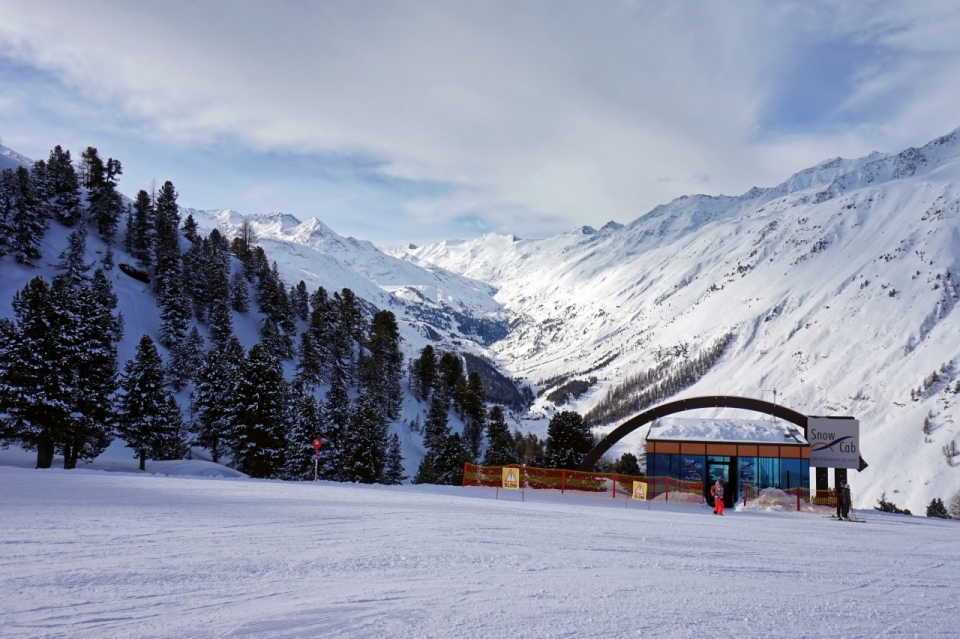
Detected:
[{"left": 1, "top": 1, "right": 959, "bottom": 242}]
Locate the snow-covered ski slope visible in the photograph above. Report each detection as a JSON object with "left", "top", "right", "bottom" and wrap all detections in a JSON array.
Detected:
[
  {"left": 1, "top": 467, "right": 957, "bottom": 638},
  {"left": 390, "top": 128, "right": 960, "bottom": 512}
]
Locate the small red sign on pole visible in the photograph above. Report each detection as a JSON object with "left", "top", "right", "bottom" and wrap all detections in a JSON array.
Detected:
[{"left": 312, "top": 439, "right": 322, "bottom": 481}]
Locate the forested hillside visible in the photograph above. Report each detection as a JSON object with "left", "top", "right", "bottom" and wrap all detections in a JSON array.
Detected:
[{"left": 0, "top": 144, "right": 538, "bottom": 484}]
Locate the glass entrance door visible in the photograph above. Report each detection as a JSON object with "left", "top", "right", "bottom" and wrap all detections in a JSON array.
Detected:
[{"left": 707, "top": 457, "right": 733, "bottom": 507}]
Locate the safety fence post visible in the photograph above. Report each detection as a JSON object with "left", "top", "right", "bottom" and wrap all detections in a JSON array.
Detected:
[
  {"left": 796, "top": 485, "right": 800, "bottom": 512},
  {"left": 743, "top": 486, "right": 747, "bottom": 508},
  {"left": 561, "top": 470, "right": 566, "bottom": 494},
  {"left": 665, "top": 477, "right": 669, "bottom": 502},
  {"left": 462, "top": 462, "right": 468, "bottom": 488},
  {"left": 612, "top": 473, "right": 617, "bottom": 498}
]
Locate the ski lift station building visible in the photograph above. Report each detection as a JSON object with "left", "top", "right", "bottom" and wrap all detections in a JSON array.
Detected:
[{"left": 645, "top": 418, "right": 810, "bottom": 508}]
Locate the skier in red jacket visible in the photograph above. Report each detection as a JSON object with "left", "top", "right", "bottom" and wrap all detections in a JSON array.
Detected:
[{"left": 712, "top": 479, "right": 725, "bottom": 515}]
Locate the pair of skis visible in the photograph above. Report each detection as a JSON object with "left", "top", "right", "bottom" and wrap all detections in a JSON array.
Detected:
[{"left": 828, "top": 513, "right": 865, "bottom": 523}]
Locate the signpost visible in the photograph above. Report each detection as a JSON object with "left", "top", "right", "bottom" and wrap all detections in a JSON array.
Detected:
[
  {"left": 502, "top": 467, "right": 520, "bottom": 489},
  {"left": 631, "top": 480, "right": 650, "bottom": 510},
  {"left": 632, "top": 480, "right": 648, "bottom": 501},
  {"left": 808, "top": 417, "right": 859, "bottom": 469},
  {"left": 312, "top": 438, "right": 322, "bottom": 481}
]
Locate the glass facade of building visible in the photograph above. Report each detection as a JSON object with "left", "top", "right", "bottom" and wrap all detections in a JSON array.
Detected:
[{"left": 648, "top": 449, "right": 809, "bottom": 502}]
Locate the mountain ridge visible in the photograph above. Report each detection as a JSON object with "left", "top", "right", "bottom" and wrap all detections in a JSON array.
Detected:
[{"left": 390, "top": 126, "right": 960, "bottom": 512}]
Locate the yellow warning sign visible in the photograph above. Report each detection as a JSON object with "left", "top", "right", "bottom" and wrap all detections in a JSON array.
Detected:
[
  {"left": 502, "top": 467, "right": 520, "bottom": 489},
  {"left": 632, "top": 481, "right": 648, "bottom": 501}
]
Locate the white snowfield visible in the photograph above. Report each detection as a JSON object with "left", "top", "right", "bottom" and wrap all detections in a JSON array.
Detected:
[{"left": 2, "top": 467, "right": 957, "bottom": 638}]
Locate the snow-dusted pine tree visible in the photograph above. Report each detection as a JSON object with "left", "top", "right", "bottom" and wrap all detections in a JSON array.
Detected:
[{"left": 117, "top": 335, "right": 179, "bottom": 471}]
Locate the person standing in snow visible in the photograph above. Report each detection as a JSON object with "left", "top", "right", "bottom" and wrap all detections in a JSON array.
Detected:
[
  {"left": 712, "top": 479, "right": 725, "bottom": 515},
  {"left": 840, "top": 483, "right": 852, "bottom": 520}
]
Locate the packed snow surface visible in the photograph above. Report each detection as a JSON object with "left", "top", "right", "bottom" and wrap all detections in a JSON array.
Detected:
[
  {"left": 2, "top": 467, "right": 958, "bottom": 638},
  {"left": 649, "top": 418, "right": 808, "bottom": 444}
]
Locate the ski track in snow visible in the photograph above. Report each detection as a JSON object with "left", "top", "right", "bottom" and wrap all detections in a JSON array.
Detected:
[{"left": 1, "top": 467, "right": 958, "bottom": 638}]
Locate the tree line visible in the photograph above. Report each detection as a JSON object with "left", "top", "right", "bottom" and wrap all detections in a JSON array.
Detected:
[{"left": 584, "top": 332, "right": 734, "bottom": 426}]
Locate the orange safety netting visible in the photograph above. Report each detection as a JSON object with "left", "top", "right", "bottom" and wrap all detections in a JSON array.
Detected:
[
  {"left": 462, "top": 462, "right": 704, "bottom": 503},
  {"left": 740, "top": 484, "right": 837, "bottom": 512}
]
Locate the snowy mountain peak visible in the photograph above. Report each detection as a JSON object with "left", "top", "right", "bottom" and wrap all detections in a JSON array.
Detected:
[{"left": 0, "top": 144, "right": 32, "bottom": 170}]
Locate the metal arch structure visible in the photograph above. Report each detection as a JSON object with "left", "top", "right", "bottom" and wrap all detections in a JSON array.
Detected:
[{"left": 577, "top": 395, "right": 809, "bottom": 472}]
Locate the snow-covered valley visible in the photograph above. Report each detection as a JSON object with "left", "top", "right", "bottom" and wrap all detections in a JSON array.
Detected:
[{"left": 389, "top": 128, "right": 960, "bottom": 513}]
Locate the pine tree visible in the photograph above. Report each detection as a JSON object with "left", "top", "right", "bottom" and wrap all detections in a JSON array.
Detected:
[
  {"left": 283, "top": 389, "right": 323, "bottom": 480},
  {"left": 0, "top": 277, "right": 72, "bottom": 468},
  {"left": 482, "top": 406, "right": 519, "bottom": 466},
  {"left": 542, "top": 411, "right": 593, "bottom": 470},
  {"left": 45, "top": 145, "right": 82, "bottom": 227},
  {"left": 117, "top": 335, "right": 177, "bottom": 470},
  {"left": 155, "top": 395, "right": 189, "bottom": 461},
  {"left": 423, "top": 393, "right": 451, "bottom": 451},
  {"left": 228, "top": 344, "right": 288, "bottom": 478},
  {"left": 438, "top": 352, "right": 464, "bottom": 404},
  {"left": 207, "top": 298, "right": 235, "bottom": 350},
  {"left": 65, "top": 270, "right": 122, "bottom": 468},
  {"left": 460, "top": 371, "right": 485, "bottom": 458},
  {"left": 0, "top": 169, "right": 14, "bottom": 256},
  {"left": 200, "top": 238, "right": 230, "bottom": 319},
  {"left": 182, "top": 240, "right": 208, "bottom": 321},
  {"left": 190, "top": 338, "right": 242, "bottom": 463},
  {"left": 413, "top": 433, "right": 471, "bottom": 485},
  {"left": 158, "top": 277, "right": 191, "bottom": 349},
  {"left": 56, "top": 223, "right": 91, "bottom": 285},
  {"left": 81, "top": 147, "right": 123, "bottom": 245},
  {"left": 307, "top": 285, "right": 334, "bottom": 379},
  {"left": 128, "top": 190, "right": 155, "bottom": 266},
  {"left": 294, "top": 330, "right": 323, "bottom": 390},
  {"left": 926, "top": 497, "right": 950, "bottom": 519},
  {"left": 319, "top": 373, "right": 351, "bottom": 480},
  {"left": 152, "top": 180, "right": 182, "bottom": 298},
  {"left": 181, "top": 213, "right": 200, "bottom": 244},
  {"left": 292, "top": 281, "right": 309, "bottom": 321},
  {"left": 8, "top": 166, "right": 46, "bottom": 265},
  {"left": 0, "top": 273, "right": 121, "bottom": 469},
  {"left": 341, "top": 395, "right": 388, "bottom": 483},
  {"left": 328, "top": 289, "right": 363, "bottom": 383},
  {"left": 409, "top": 344, "right": 438, "bottom": 401},
  {"left": 360, "top": 310, "right": 404, "bottom": 420},
  {"left": 948, "top": 490, "right": 960, "bottom": 520},
  {"left": 229, "top": 270, "right": 250, "bottom": 312},
  {"left": 258, "top": 317, "right": 293, "bottom": 361},
  {"left": 382, "top": 433, "right": 406, "bottom": 484},
  {"left": 166, "top": 325, "right": 204, "bottom": 392},
  {"left": 616, "top": 452, "right": 642, "bottom": 476}
]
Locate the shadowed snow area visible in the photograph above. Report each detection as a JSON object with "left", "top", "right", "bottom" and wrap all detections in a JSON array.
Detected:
[{"left": 1, "top": 468, "right": 957, "bottom": 638}]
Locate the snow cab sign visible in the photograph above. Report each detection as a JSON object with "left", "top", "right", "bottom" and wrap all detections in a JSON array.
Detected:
[
  {"left": 808, "top": 417, "right": 860, "bottom": 469},
  {"left": 501, "top": 467, "right": 520, "bottom": 490}
]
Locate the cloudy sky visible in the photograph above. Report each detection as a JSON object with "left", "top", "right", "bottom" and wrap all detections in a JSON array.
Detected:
[{"left": 2, "top": 1, "right": 959, "bottom": 246}]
